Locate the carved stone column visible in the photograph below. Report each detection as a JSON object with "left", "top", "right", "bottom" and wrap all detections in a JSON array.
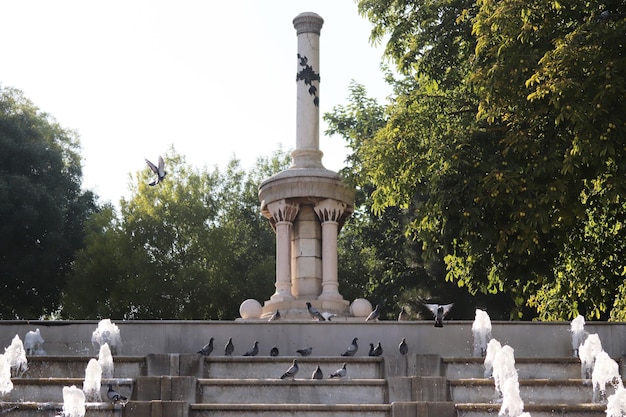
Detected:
[
  {"left": 314, "top": 199, "right": 347, "bottom": 301},
  {"left": 266, "top": 200, "right": 299, "bottom": 302}
]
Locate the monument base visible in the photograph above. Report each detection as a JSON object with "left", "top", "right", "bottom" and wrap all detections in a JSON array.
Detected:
[{"left": 261, "top": 298, "right": 351, "bottom": 320}]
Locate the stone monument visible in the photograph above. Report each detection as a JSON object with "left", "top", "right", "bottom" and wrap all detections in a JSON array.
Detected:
[{"left": 255, "top": 12, "right": 356, "bottom": 319}]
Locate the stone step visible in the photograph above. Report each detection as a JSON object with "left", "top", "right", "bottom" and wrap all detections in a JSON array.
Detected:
[
  {"left": 455, "top": 402, "right": 606, "bottom": 417},
  {"left": 190, "top": 403, "right": 391, "bottom": 417},
  {"left": 0, "top": 401, "right": 124, "bottom": 417},
  {"left": 23, "top": 355, "right": 146, "bottom": 378},
  {"left": 3, "top": 378, "right": 133, "bottom": 403},
  {"left": 442, "top": 357, "right": 592, "bottom": 380},
  {"left": 198, "top": 378, "right": 387, "bottom": 404},
  {"left": 449, "top": 378, "right": 620, "bottom": 405},
  {"left": 201, "top": 356, "right": 384, "bottom": 379}
]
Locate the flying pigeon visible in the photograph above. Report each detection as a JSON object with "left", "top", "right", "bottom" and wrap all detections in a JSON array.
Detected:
[
  {"left": 399, "top": 338, "right": 408, "bottom": 355},
  {"left": 297, "top": 347, "right": 313, "bottom": 357},
  {"left": 311, "top": 365, "right": 323, "bottom": 380},
  {"left": 398, "top": 307, "right": 409, "bottom": 321},
  {"left": 243, "top": 340, "right": 259, "bottom": 356},
  {"left": 369, "top": 342, "right": 383, "bottom": 357},
  {"left": 341, "top": 337, "right": 358, "bottom": 357},
  {"left": 424, "top": 303, "right": 454, "bottom": 327},
  {"left": 306, "top": 302, "right": 326, "bottom": 321},
  {"left": 268, "top": 310, "right": 281, "bottom": 321},
  {"left": 321, "top": 311, "right": 337, "bottom": 321},
  {"left": 366, "top": 304, "right": 381, "bottom": 321},
  {"left": 280, "top": 359, "right": 299, "bottom": 379},
  {"left": 145, "top": 156, "right": 166, "bottom": 186},
  {"left": 197, "top": 337, "right": 214, "bottom": 356},
  {"left": 330, "top": 363, "right": 347, "bottom": 378},
  {"left": 224, "top": 338, "right": 234, "bottom": 356},
  {"left": 107, "top": 384, "right": 127, "bottom": 403},
  {"left": 270, "top": 346, "right": 279, "bottom": 357}
]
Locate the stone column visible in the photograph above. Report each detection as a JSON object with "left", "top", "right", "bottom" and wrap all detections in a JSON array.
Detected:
[
  {"left": 315, "top": 199, "right": 347, "bottom": 301},
  {"left": 291, "top": 206, "right": 322, "bottom": 298},
  {"left": 292, "top": 12, "right": 324, "bottom": 169},
  {"left": 267, "top": 200, "right": 299, "bottom": 301}
]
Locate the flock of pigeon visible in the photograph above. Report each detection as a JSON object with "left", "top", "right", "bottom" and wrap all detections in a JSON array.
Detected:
[{"left": 195, "top": 302, "right": 454, "bottom": 380}]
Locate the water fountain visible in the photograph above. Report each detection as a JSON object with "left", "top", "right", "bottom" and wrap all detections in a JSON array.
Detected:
[
  {"left": 484, "top": 338, "right": 502, "bottom": 378},
  {"left": 570, "top": 315, "right": 587, "bottom": 357},
  {"left": 83, "top": 358, "right": 102, "bottom": 402},
  {"left": 98, "top": 343, "right": 114, "bottom": 379},
  {"left": 591, "top": 350, "right": 622, "bottom": 403},
  {"left": 62, "top": 385, "right": 86, "bottom": 417},
  {"left": 0, "top": 354, "right": 13, "bottom": 395},
  {"left": 4, "top": 335, "right": 27, "bottom": 377},
  {"left": 23, "top": 328, "right": 45, "bottom": 355},
  {"left": 578, "top": 332, "right": 602, "bottom": 379},
  {"left": 91, "top": 319, "right": 122, "bottom": 355},
  {"left": 471, "top": 309, "right": 492, "bottom": 357},
  {"left": 492, "top": 345, "right": 517, "bottom": 399},
  {"left": 607, "top": 385, "right": 626, "bottom": 417},
  {"left": 499, "top": 376, "right": 524, "bottom": 417}
]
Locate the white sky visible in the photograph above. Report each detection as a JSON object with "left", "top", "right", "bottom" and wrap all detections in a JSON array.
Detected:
[{"left": 1, "top": 1, "right": 391, "bottom": 205}]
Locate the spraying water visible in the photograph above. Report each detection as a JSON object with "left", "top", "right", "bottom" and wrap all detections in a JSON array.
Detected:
[
  {"left": 23, "top": 328, "right": 45, "bottom": 356},
  {"left": 484, "top": 338, "right": 502, "bottom": 378},
  {"left": 62, "top": 385, "right": 86, "bottom": 417},
  {"left": 98, "top": 343, "right": 114, "bottom": 379},
  {"left": 606, "top": 385, "right": 626, "bottom": 417},
  {"left": 4, "top": 335, "right": 27, "bottom": 377},
  {"left": 83, "top": 358, "right": 102, "bottom": 402},
  {"left": 570, "top": 315, "right": 587, "bottom": 357},
  {"left": 472, "top": 309, "right": 492, "bottom": 357},
  {"left": 578, "top": 333, "right": 602, "bottom": 379},
  {"left": 492, "top": 345, "right": 517, "bottom": 398},
  {"left": 591, "top": 351, "right": 623, "bottom": 404},
  {"left": 91, "top": 319, "right": 122, "bottom": 355},
  {"left": 0, "top": 354, "right": 13, "bottom": 395},
  {"left": 500, "top": 376, "right": 524, "bottom": 417}
]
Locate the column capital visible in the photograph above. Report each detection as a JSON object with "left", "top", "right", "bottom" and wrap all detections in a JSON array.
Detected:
[
  {"left": 314, "top": 199, "right": 347, "bottom": 223},
  {"left": 266, "top": 200, "right": 299, "bottom": 224}
]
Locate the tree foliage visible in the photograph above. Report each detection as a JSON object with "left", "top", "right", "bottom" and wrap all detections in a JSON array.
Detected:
[
  {"left": 347, "top": 0, "right": 626, "bottom": 319},
  {"left": 63, "top": 149, "right": 290, "bottom": 320},
  {"left": 0, "top": 86, "right": 96, "bottom": 318}
]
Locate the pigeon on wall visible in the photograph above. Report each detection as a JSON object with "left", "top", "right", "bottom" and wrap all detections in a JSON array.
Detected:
[
  {"left": 224, "top": 338, "right": 234, "bottom": 356},
  {"left": 330, "top": 363, "right": 347, "bottom": 378},
  {"left": 370, "top": 342, "right": 383, "bottom": 357},
  {"left": 311, "top": 365, "right": 323, "bottom": 379},
  {"left": 398, "top": 307, "right": 409, "bottom": 321},
  {"left": 341, "top": 337, "right": 358, "bottom": 357},
  {"left": 145, "top": 156, "right": 166, "bottom": 186},
  {"left": 366, "top": 304, "right": 380, "bottom": 321},
  {"left": 107, "top": 384, "right": 127, "bottom": 403},
  {"left": 197, "top": 337, "right": 214, "bottom": 356},
  {"left": 243, "top": 341, "right": 259, "bottom": 356},
  {"left": 297, "top": 347, "right": 313, "bottom": 357},
  {"left": 321, "top": 311, "right": 337, "bottom": 321},
  {"left": 268, "top": 310, "right": 281, "bottom": 321},
  {"left": 280, "top": 359, "right": 299, "bottom": 379},
  {"left": 306, "top": 302, "right": 326, "bottom": 321},
  {"left": 399, "top": 338, "right": 408, "bottom": 355},
  {"left": 270, "top": 346, "right": 279, "bottom": 357},
  {"left": 424, "top": 303, "right": 454, "bottom": 327}
]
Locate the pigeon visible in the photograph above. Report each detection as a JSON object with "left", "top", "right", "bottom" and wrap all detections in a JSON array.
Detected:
[
  {"left": 197, "top": 337, "right": 214, "bottom": 356},
  {"left": 243, "top": 340, "right": 259, "bottom": 356},
  {"left": 330, "top": 363, "right": 347, "bottom": 378},
  {"left": 270, "top": 346, "right": 279, "bottom": 357},
  {"left": 321, "top": 311, "right": 337, "bottom": 321},
  {"left": 399, "top": 338, "right": 408, "bottom": 355},
  {"left": 424, "top": 303, "right": 454, "bottom": 327},
  {"left": 107, "top": 384, "right": 127, "bottom": 403},
  {"left": 280, "top": 359, "right": 299, "bottom": 379},
  {"left": 224, "top": 338, "right": 234, "bottom": 356},
  {"left": 370, "top": 342, "right": 383, "bottom": 357},
  {"left": 311, "top": 365, "right": 323, "bottom": 380},
  {"left": 341, "top": 337, "right": 358, "bottom": 357},
  {"left": 145, "top": 156, "right": 166, "bottom": 186},
  {"left": 366, "top": 304, "right": 381, "bottom": 321},
  {"left": 268, "top": 310, "right": 281, "bottom": 321},
  {"left": 398, "top": 307, "right": 409, "bottom": 321},
  {"left": 297, "top": 347, "right": 313, "bottom": 356},
  {"left": 306, "top": 302, "right": 326, "bottom": 321}
]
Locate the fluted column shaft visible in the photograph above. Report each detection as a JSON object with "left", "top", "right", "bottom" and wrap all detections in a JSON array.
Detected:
[{"left": 267, "top": 200, "right": 299, "bottom": 301}]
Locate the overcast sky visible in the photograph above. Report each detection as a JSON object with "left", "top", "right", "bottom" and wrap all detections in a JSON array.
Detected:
[{"left": 2, "top": 1, "right": 391, "bottom": 204}]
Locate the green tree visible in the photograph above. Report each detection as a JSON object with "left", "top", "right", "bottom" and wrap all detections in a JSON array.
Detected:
[
  {"left": 0, "top": 86, "right": 96, "bottom": 318},
  {"left": 352, "top": 0, "right": 626, "bottom": 319},
  {"left": 63, "top": 149, "right": 290, "bottom": 319}
]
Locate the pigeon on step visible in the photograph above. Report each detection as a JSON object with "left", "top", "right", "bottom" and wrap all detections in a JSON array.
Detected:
[
  {"left": 399, "top": 338, "right": 408, "bottom": 355},
  {"left": 197, "top": 337, "right": 214, "bottom": 356},
  {"left": 280, "top": 359, "right": 299, "bottom": 379},
  {"left": 311, "top": 365, "right": 323, "bottom": 380},
  {"left": 341, "top": 337, "right": 358, "bottom": 357},
  {"left": 330, "top": 363, "right": 347, "bottom": 378},
  {"left": 297, "top": 347, "right": 313, "bottom": 357},
  {"left": 243, "top": 340, "right": 259, "bottom": 356},
  {"left": 107, "top": 384, "right": 127, "bottom": 403},
  {"left": 224, "top": 338, "right": 234, "bottom": 356},
  {"left": 306, "top": 302, "right": 326, "bottom": 321}
]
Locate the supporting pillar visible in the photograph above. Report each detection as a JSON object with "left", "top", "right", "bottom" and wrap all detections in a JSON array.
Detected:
[
  {"left": 266, "top": 200, "right": 299, "bottom": 302},
  {"left": 315, "top": 199, "right": 347, "bottom": 301}
]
